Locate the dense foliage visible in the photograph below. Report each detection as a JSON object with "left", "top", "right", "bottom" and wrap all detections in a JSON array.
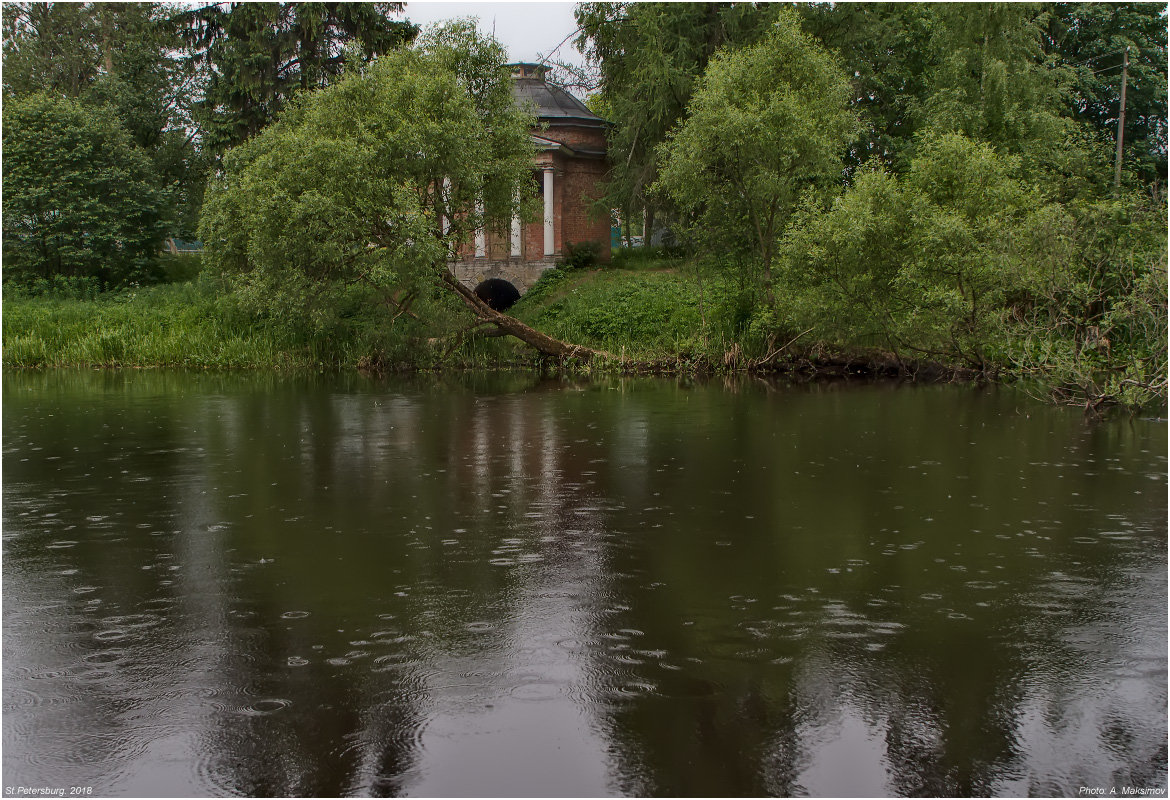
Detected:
[
  {"left": 3, "top": 3, "right": 204, "bottom": 236},
  {"left": 2, "top": 93, "right": 170, "bottom": 287},
  {"left": 581, "top": 1, "right": 1167, "bottom": 408},
  {"left": 574, "top": 2, "right": 782, "bottom": 238},
  {"left": 1046, "top": 2, "right": 1168, "bottom": 184},
  {"left": 1, "top": 1, "right": 417, "bottom": 285},
  {"left": 581, "top": 3, "right": 1166, "bottom": 196},
  {"left": 4, "top": 2, "right": 1165, "bottom": 410},
  {"left": 199, "top": 21, "right": 536, "bottom": 351},
  {"left": 179, "top": 2, "right": 417, "bottom": 158},
  {"left": 654, "top": 12, "right": 857, "bottom": 305}
]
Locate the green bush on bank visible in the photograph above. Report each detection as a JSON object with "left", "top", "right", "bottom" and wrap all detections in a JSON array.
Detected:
[
  {"left": 2, "top": 93, "right": 170, "bottom": 289},
  {"left": 776, "top": 136, "right": 1168, "bottom": 409}
]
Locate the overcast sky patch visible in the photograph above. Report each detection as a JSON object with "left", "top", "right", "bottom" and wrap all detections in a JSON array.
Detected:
[{"left": 400, "top": 1, "right": 586, "bottom": 67}]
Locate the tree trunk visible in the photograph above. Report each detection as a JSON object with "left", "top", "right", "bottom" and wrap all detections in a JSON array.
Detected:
[
  {"left": 100, "top": 7, "right": 114, "bottom": 74},
  {"left": 761, "top": 245, "right": 775, "bottom": 308},
  {"left": 440, "top": 272, "right": 611, "bottom": 360}
]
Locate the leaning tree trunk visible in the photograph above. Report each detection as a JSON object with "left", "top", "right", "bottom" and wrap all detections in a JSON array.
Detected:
[{"left": 440, "top": 271, "right": 610, "bottom": 360}]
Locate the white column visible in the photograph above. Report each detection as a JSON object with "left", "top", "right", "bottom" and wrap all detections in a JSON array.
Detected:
[
  {"left": 510, "top": 206, "right": 522, "bottom": 258},
  {"left": 440, "top": 177, "right": 451, "bottom": 236},
  {"left": 474, "top": 196, "right": 485, "bottom": 258},
  {"left": 542, "top": 167, "right": 555, "bottom": 256}
]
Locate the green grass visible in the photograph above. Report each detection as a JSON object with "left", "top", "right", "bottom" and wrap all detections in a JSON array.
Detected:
[
  {"left": 2, "top": 281, "right": 313, "bottom": 369},
  {"left": 1, "top": 277, "right": 537, "bottom": 371},
  {"left": 3, "top": 245, "right": 747, "bottom": 372},
  {"left": 608, "top": 245, "right": 682, "bottom": 272},
  {"left": 7, "top": 254, "right": 1161, "bottom": 412},
  {"left": 513, "top": 263, "right": 753, "bottom": 360}
]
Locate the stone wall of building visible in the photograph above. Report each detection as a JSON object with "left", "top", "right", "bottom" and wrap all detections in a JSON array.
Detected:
[{"left": 451, "top": 257, "right": 557, "bottom": 292}]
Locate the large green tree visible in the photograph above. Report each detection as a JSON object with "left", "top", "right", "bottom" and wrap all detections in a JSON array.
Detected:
[
  {"left": 574, "top": 2, "right": 781, "bottom": 237},
  {"left": 3, "top": 2, "right": 204, "bottom": 237},
  {"left": 796, "top": 3, "right": 933, "bottom": 173},
  {"left": 200, "top": 22, "right": 592, "bottom": 358},
  {"left": 3, "top": 3, "right": 194, "bottom": 155},
  {"left": 2, "top": 2, "right": 102, "bottom": 97},
  {"left": 3, "top": 94, "right": 170, "bottom": 287},
  {"left": 795, "top": 2, "right": 1165, "bottom": 188},
  {"left": 1045, "top": 2, "right": 1168, "bottom": 185},
  {"left": 654, "top": 11, "right": 856, "bottom": 305},
  {"left": 910, "top": 4, "right": 1124, "bottom": 204},
  {"left": 181, "top": 2, "right": 418, "bottom": 157}
]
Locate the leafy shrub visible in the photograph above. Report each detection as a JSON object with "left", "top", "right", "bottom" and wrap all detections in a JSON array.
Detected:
[
  {"left": 1005, "top": 193, "right": 1168, "bottom": 408},
  {"left": 558, "top": 240, "right": 602, "bottom": 270},
  {"left": 515, "top": 266, "right": 578, "bottom": 307},
  {"left": 3, "top": 274, "right": 104, "bottom": 301},
  {"left": 609, "top": 246, "right": 681, "bottom": 271},
  {"left": 2, "top": 93, "right": 169, "bottom": 288},
  {"left": 778, "top": 131, "right": 1167, "bottom": 407},
  {"left": 782, "top": 135, "right": 1035, "bottom": 366},
  {"left": 159, "top": 252, "right": 203, "bottom": 283}
]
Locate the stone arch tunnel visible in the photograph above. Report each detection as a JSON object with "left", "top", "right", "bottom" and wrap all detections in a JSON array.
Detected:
[{"left": 473, "top": 277, "right": 521, "bottom": 311}]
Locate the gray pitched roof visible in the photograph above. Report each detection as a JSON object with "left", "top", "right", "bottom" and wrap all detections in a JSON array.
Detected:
[{"left": 510, "top": 63, "right": 606, "bottom": 128}]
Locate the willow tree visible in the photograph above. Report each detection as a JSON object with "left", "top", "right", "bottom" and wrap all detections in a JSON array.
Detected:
[
  {"left": 199, "top": 21, "right": 599, "bottom": 359},
  {"left": 654, "top": 11, "right": 857, "bottom": 305}
]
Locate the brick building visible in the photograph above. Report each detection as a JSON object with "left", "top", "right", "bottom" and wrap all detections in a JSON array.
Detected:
[{"left": 453, "top": 63, "right": 611, "bottom": 297}]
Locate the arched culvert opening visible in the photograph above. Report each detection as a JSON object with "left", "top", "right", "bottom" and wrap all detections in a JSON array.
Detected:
[{"left": 474, "top": 278, "right": 521, "bottom": 312}]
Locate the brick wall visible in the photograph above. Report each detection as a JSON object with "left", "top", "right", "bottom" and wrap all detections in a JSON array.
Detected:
[
  {"left": 455, "top": 122, "right": 610, "bottom": 266},
  {"left": 541, "top": 124, "right": 607, "bottom": 153},
  {"left": 559, "top": 156, "right": 611, "bottom": 260}
]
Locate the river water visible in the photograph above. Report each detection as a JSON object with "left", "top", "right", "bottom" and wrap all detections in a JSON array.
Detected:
[{"left": 3, "top": 370, "right": 1166, "bottom": 797}]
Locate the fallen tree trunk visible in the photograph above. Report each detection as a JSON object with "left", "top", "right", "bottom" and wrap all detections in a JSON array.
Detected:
[{"left": 440, "top": 271, "right": 612, "bottom": 361}]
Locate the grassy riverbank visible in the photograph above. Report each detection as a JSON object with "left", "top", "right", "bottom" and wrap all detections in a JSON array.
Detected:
[
  {"left": 0, "top": 264, "right": 866, "bottom": 372},
  {"left": 513, "top": 266, "right": 735, "bottom": 359},
  {"left": 0, "top": 260, "right": 878, "bottom": 373},
  {"left": 1, "top": 272, "right": 526, "bottom": 371},
  {"left": 4, "top": 251, "right": 1166, "bottom": 412},
  {"left": 3, "top": 281, "right": 306, "bottom": 369},
  {"left": 510, "top": 263, "right": 975, "bottom": 377}
]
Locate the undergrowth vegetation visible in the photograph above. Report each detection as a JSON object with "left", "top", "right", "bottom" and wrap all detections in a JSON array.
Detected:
[
  {"left": 1, "top": 274, "right": 511, "bottom": 371},
  {"left": 8, "top": 234, "right": 1165, "bottom": 414},
  {"left": 512, "top": 262, "right": 757, "bottom": 361},
  {"left": 5, "top": 281, "right": 301, "bottom": 369}
]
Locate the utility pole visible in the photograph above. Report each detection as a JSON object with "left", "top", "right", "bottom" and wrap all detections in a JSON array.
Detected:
[{"left": 1114, "top": 47, "right": 1129, "bottom": 191}]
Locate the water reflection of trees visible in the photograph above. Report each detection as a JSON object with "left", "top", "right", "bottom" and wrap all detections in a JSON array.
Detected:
[
  {"left": 2, "top": 371, "right": 1165, "bottom": 795},
  {"left": 574, "top": 379, "right": 1167, "bottom": 796}
]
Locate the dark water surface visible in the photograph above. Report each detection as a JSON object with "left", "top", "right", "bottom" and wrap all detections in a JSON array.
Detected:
[{"left": 3, "top": 370, "right": 1166, "bottom": 797}]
